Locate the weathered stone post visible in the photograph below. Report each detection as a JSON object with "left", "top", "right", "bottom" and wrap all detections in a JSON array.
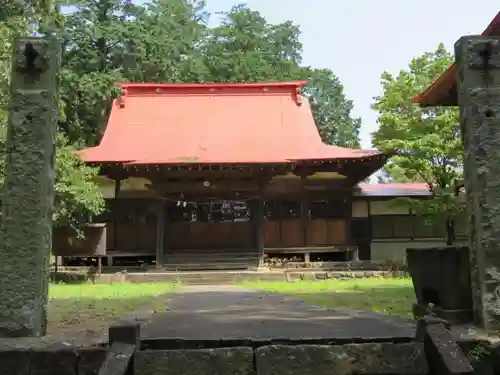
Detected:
[
  {"left": 0, "top": 37, "right": 61, "bottom": 337},
  {"left": 455, "top": 36, "right": 500, "bottom": 329}
]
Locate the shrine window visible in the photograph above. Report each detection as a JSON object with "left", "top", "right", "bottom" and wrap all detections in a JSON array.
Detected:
[
  {"left": 168, "top": 200, "right": 249, "bottom": 222},
  {"left": 371, "top": 215, "right": 395, "bottom": 238},
  {"left": 392, "top": 215, "right": 415, "bottom": 238},
  {"left": 371, "top": 215, "right": 415, "bottom": 239},
  {"left": 351, "top": 218, "right": 371, "bottom": 240},
  {"left": 264, "top": 200, "right": 301, "bottom": 220},
  {"left": 112, "top": 199, "right": 157, "bottom": 224},
  {"left": 281, "top": 200, "right": 300, "bottom": 219},
  {"left": 310, "top": 200, "right": 347, "bottom": 219},
  {"left": 413, "top": 216, "right": 447, "bottom": 238},
  {"left": 196, "top": 202, "right": 211, "bottom": 222},
  {"left": 264, "top": 201, "right": 281, "bottom": 220},
  {"left": 264, "top": 201, "right": 300, "bottom": 220},
  {"left": 168, "top": 202, "right": 192, "bottom": 222},
  {"left": 231, "top": 201, "right": 249, "bottom": 222}
]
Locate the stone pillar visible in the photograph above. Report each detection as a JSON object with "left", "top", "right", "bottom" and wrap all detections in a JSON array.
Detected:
[
  {"left": 455, "top": 36, "right": 500, "bottom": 329},
  {"left": 0, "top": 37, "right": 61, "bottom": 337}
]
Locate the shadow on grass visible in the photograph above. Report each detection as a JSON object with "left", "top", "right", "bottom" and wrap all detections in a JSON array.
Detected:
[
  {"left": 292, "top": 286, "right": 416, "bottom": 320},
  {"left": 43, "top": 282, "right": 176, "bottom": 344},
  {"left": 242, "top": 278, "right": 416, "bottom": 320},
  {"left": 50, "top": 271, "right": 96, "bottom": 284},
  {"left": 48, "top": 295, "right": 168, "bottom": 337}
]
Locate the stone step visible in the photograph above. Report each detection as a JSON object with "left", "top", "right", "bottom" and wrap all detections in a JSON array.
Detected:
[
  {"left": 163, "top": 247, "right": 260, "bottom": 271},
  {"left": 122, "top": 271, "right": 285, "bottom": 284}
]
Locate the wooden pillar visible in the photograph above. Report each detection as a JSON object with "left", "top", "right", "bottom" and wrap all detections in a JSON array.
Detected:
[
  {"left": 113, "top": 179, "right": 121, "bottom": 251},
  {"left": 251, "top": 199, "right": 265, "bottom": 265},
  {"left": 345, "top": 196, "right": 352, "bottom": 244},
  {"left": 300, "top": 198, "right": 309, "bottom": 248},
  {"left": 345, "top": 196, "right": 354, "bottom": 261},
  {"left": 366, "top": 199, "right": 373, "bottom": 260},
  {"left": 155, "top": 201, "right": 166, "bottom": 268},
  {"left": 455, "top": 35, "right": 500, "bottom": 329}
]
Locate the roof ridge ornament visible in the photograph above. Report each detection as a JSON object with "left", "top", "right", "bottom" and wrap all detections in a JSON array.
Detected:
[
  {"left": 293, "top": 86, "right": 303, "bottom": 106},
  {"left": 118, "top": 87, "right": 128, "bottom": 108}
]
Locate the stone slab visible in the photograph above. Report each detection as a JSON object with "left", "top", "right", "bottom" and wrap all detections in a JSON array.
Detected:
[
  {"left": 255, "top": 343, "right": 428, "bottom": 375},
  {"left": 77, "top": 347, "right": 107, "bottom": 375},
  {"left": 139, "top": 286, "right": 415, "bottom": 342},
  {"left": 0, "top": 349, "right": 31, "bottom": 375},
  {"left": 30, "top": 347, "right": 78, "bottom": 375},
  {"left": 135, "top": 347, "right": 254, "bottom": 375}
]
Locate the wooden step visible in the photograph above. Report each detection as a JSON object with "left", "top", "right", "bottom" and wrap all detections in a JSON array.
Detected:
[
  {"left": 161, "top": 247, "right": 261, "bottom": 271},
  {"left": 165, "top": 253, "right": 259, "bottom": 260},
  {"left": 162, "top": 259, "right": 260, "bottom": 271},
  {"left": 162, "top": 264, "right": 256, "bottom": 271},
  {"left": 165, "top": 248, "right": 258, "bottom": 254},
  {"left": 164, "top": 255, "right": 260, "bottom": 263}
]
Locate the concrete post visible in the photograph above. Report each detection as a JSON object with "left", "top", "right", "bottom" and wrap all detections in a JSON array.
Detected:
[
  {"left": 0, "top": 37, "right": 61, "bottom": 337},
  {"left": 455, "top": 36, "right": 500, "bottom": 329}
]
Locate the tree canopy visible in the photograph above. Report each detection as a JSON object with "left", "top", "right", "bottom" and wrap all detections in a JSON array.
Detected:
[
  {"left": 57, "top": 0, "right": 362, "bottom": 147},
  {"left": 371, "top": 43, "right": 463, "bottom": 243},
  {"left": 0, "top": 0, "right": 363, "bottom": 228}
]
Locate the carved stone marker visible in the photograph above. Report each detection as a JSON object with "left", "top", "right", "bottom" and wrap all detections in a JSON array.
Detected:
[
  {"left": 455, "top": 35, "right": 500, "bottom": 329},
  {"left": 0, "top": 37, "right": 61, "bottom": 337}
]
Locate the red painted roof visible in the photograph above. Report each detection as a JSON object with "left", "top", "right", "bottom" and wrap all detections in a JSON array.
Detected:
[
  {"left": 413, "top": 12, "right": 500, "bottom": 106},
  {"left": 80, "top": 81, "right": 383, "bottom": 165},
  {"left": 356, "top": 183, "right": 431, "bottom": 197}
]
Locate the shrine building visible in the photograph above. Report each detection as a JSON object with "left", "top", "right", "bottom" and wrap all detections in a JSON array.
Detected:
[{"left": 54, "top": 81, "right": 467, "bottom": 270}]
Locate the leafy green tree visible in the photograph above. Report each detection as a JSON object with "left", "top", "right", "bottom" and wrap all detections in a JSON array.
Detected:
[
  {"left": 1, "top": 0, "right": 363, "bottom": 233},
  {"left": 200, "top": 6, "right": 360, "bottom": 147},
  {"left": 53, "top": 134, "right": 105, "bottom": 228},
  {"left": 200, "top": 4, "right": 303, "bottom": 83},
  {"left": 372, "top": 43, "right": 463, "bottom": 244},
  {"left": 60, "top": 0, "right": 208, "bottom": 145},
  {"left": 0, "top": 2, "right": 105, "bottom": 228},
  {"left": 303, "top": 68, "right": 361, "bottom": 148},
  {"left": 129, "top": 0, "right": 209, "bottom": 83}
]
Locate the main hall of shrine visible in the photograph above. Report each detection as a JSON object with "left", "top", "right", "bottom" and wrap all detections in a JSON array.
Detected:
[{"left": 54, "top": 78, "right": 468, "bottom": 270}]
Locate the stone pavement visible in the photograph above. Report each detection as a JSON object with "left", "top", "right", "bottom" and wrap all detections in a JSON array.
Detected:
[{"left": 138, "top": 285, "right": 416, "bottom": 341}]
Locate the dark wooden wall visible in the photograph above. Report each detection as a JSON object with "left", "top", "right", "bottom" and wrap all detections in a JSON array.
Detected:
[
  {"left": 264, "top": 219, "right": 346, "bottom": 248},
  {"left": 107, "top": 222, "right": 156, "bottom": 253},
  {"left": 96, "top": 197, "right": 350, "bottom": 253},
  {"left": 166, "top": 221, "right": 253, "bottom": 250}
]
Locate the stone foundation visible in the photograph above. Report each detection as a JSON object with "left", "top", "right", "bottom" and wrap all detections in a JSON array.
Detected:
[
  {"left": 50, "top": 268, "right": 407, "bottom": 285},
  {"left": 0, "top": 336, "right": 497, "bottom": 375}
]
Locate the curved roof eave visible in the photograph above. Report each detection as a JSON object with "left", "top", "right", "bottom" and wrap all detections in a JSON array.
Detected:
[{"left": 413, "top": 11, "right": 500, "bottom": 107}]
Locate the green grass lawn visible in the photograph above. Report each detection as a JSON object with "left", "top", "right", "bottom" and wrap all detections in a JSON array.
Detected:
[
  {"left": 243, "top": 277, "right": 415, "bottom": 319},
  {"left": 48, "top": 282, "right": 175, "bottom": 338}
]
